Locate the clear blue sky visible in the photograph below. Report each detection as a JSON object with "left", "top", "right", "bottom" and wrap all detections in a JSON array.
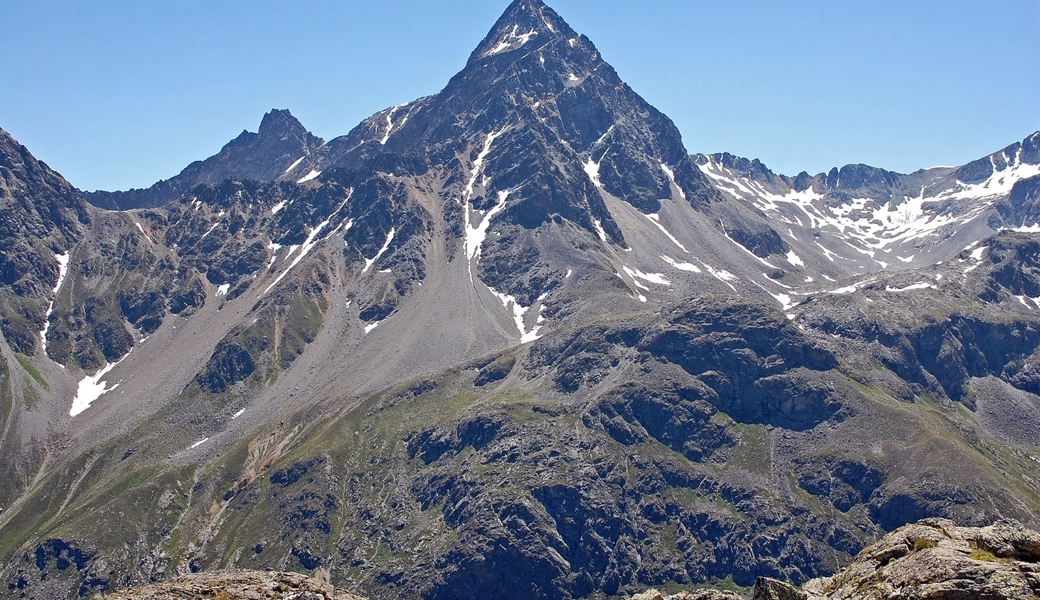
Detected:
[{"left": 1, "top": 0, "right": 1037, "bottom": 192}]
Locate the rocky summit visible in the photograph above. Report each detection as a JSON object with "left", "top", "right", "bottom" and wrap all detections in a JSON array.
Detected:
[{"left": 1, "top": 0, "right": 1039, "bottom": 599}]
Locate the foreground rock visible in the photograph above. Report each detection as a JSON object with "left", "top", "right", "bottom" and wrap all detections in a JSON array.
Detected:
[
  {"left": 639, "top": 518, "right": 1040, "bottom": 600},
  {"left": 97, "top": 570, "right": 366, "bottom": 600}
]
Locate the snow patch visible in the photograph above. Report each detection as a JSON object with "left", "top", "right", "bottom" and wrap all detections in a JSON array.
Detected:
[
  {"left": 488, "top": 287, "right": 545, "bottom": 343},
  {"left": 592, "top": 219, "right": 608, "bottom": 242},
  {"left": 215, "top": 284, "right": 230, "bottom": 297},
  {"left": 702, "top": 263, "right": 738, "bottom": 291},
  {"left": 365, "top": 321, "right": 381, "bottom": 334},
  {"left": 828, "top": 285, "right": 858, "bottom": 295},
  {"left": 484, "top": 25, "right": 538, "bottom": 56},
  {"left": 70, "top": 351, "right": 131, "bottom": 417},
  {"left": 232, "top": 409, "right": 245, "bottom": 420},
  {"left": 583, "top": 158, "right": 603, "bottom": 189},
  {"left": 785, "top": 250, "right": 805, "bottom": 268},
  {"left": 661, "top": 255, "right": 700, "bottom": 272},
  {"left": 465, "top": 190, "right": 510, "bottom": 278},
  {"left": 623, "top": 266, "right": 670, "bottom": 286},
  {"left": 271, "top": 200, "right": 287, "bottom": 215},
  {"left": 297, "top": 170, "right": 321, "bottom": 184},
  {"left": 190, "top": 438, "right": 209, "bottom": 449}
]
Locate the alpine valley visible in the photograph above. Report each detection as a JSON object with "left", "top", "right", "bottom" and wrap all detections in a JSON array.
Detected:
[{"left": 1, "top": 2, "right": 1039, "bottom": 599}]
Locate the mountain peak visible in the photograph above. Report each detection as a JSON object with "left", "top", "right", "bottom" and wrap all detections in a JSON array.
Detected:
[
  {"left": 257, "top": 108, "right": 307, "bottom": 139},
  {"left": 469, "top": 0, "right": 576, "bottom": 63}
]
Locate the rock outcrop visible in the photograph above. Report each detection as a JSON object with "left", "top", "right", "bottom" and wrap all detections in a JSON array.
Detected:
[{"left": 98, "top": 570, "right": 366, "bottom": 600}]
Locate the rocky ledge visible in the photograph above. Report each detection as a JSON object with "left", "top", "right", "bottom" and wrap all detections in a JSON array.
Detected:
[
  {"left": 96, "top": 570, "right": 366, "bottom": 600},
  {"left": 635, "top": 519, "right": 1040, "bottom": 600}
]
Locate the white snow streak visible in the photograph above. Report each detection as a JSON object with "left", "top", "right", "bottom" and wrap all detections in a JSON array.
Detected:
[
  {"left": 592, "top": 219, "right": 608, "bottom": 242},
  {"left": 190, "top": 438, "right": 209, "bottom": 449},
  {"left": 284, "top": 156, "right": 305, "bottom": 174},
  {"left": 199, "top": 221, "right": 221, "bottom": 242},
  {"left": 364, "top": 321, "right": 382, "bottom": 334},
  {"left": 785, "top": 250, "right": 805, "bottom": 268},
  {"left": 297, "top": 170, "right": 321, "bottom": 184},
  {"left": 232, "top": 409, "right": 246, "bottom": 420},
  {"left": 265, "top": 196, "right": 352, "bottom": 294},
  {"left": 40, "top": 252, "right": 71, "bottom": 355},
  {"left": 380, "top": 104, "right": 408, "bottom": 145},
  {"left": 465, "top": 129, "right": 506, "bottom": 202},
  {"left": 134, "top": 222, "right": 155, "bottom": 243},
  {"left": 645, "top": 213, "right": 688, "bottom": 252},
  {"left": 362, "top": 227, "right": 396, "bottom": 275},
  {"left": 660, "top": 164, "right": 686, "bottom": 200},
  {"left": 271, "top": 200, "right": 287, "bottom": 215}
]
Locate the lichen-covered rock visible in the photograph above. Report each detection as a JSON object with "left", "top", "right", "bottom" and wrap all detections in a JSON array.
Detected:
[{"left": 799, "top": 518, "right": 1040, "bottom": 599}]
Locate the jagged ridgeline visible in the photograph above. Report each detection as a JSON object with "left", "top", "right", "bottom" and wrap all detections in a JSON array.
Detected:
[{"left": 1, "top": 1, "right": 1039, "bottom": 599}]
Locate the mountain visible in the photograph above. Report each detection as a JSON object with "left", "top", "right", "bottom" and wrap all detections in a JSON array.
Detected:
[
  {"left": 86, "top": 109, "right": 325, "bottom": 210},
  {"left": 1, "top": 1, "right": 1039, "bottom": 599},
  {"left": 694, "top": 132, "right": 1040, "bottom": 273}
]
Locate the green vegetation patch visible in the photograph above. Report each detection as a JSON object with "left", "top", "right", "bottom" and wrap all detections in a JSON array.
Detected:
[{"left": 14, "top": 353, "right": 48, "bottom": 389}]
